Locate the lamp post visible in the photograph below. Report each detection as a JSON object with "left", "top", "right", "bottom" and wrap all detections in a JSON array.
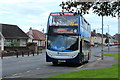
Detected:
[
  {"left": 101, "top": 15, "right": 104, "bottom": 60},
  {"left": 107, "top": 25, "right": 110, "bottom": 52}
]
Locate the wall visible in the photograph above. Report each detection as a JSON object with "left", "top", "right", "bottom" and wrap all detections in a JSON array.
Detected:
[{"left": 0, "top": 32, "right": 4, "bottom": 50}]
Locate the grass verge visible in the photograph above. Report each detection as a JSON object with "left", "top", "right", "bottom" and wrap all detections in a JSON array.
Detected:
[
  {"left": 48, "top": 65, "right": 119, "bottom": 78},
  {"left": 104, "top": 53, "right": 119, "bottom": 60}
]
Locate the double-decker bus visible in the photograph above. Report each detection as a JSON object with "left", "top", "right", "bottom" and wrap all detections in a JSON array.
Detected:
[{"left": 46, "top": 12, "right": 91, "bottom": 65}]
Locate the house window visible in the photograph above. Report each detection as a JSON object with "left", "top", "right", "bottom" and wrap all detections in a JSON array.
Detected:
[
  {"left": 12, "top": 39, "right": 20, "bottom": 46},
  {"left": 5, "top": 39, "right": 20, "bottom": 46},
  {"left": 40, "top": 41, "right": 45, "bottom": 46},
  {"left": 20, "top": 39, "right": 27, "bottom": 46},
  {"left": 5, "top": 39, "right": 12, "bottom": 46}
]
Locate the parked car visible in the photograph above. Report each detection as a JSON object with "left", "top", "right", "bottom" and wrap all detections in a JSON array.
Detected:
[
  {"left": 105, "top": 43, "right": 114, "bottom": 46},
  {"left": 94, "top": 43, "right": 101, "bottom": 47}
]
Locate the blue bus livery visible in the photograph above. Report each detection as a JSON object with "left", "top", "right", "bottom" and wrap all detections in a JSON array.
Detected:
[{"left": 46, "top": 12, "right": 91, "bottom": 65}]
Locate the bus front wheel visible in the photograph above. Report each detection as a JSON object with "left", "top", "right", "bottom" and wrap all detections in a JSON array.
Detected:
[{"left": 52, "top": 62, "right": 58, "bottom": 65}]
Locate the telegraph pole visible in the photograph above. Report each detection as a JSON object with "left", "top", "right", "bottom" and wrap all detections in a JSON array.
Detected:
[
  {"left": 101, "top": 15, "right": 104, "bottom": 60},
  {"left": 108, "top": 25, "right": 110, "bottom": 52}
]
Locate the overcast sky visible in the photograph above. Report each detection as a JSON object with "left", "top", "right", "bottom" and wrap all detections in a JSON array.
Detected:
[{"left": 0, "top": 0, "right": 118, "bottom": 36}]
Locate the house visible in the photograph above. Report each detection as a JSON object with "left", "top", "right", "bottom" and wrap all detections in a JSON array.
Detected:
[
  {"left": 0, "top": 23, "right": 29, "bottom": 50},
  {"left": 113, "top": 33, "right": 120, "bottom": 44},
  {"left": 91, "top": 30, "right": 96, "bottom": 46},
  {"left": 114, "top": 34, "right": 120, "bottom": 41},
  {"left": 27, "top": 27, "right": 45, "bottom": 48},
  {"left": 91, "top": 30, "right": 108, "bottom": 46},
  {"left": 106, "top": 33, "right": 116, "bottom": 43}
]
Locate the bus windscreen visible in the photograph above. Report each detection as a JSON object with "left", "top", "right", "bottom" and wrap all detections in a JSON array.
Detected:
[{"left": 47, "top": 35, "right": 78, "bottom": 51}]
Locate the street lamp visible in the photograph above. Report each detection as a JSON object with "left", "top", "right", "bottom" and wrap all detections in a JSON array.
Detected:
[
  {"left": 107, "top": 25, "right": 110, "bottom": 52},
  {"left": 101, "top": 15, "right": 104, "bottom": 60}
]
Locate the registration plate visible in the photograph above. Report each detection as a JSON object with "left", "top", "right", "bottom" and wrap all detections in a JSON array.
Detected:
[
  {"left": 58, "top": 52, "right": 67, "bottom": 56},
  {"left": 58, "top": 60, "right": 66, "bottom": 62}
]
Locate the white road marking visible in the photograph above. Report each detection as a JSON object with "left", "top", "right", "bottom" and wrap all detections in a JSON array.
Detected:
[
  {"left": 18, "top": 73, "right": 22, "bottom": 75},
  {"left": 12, "top": 74, "right": 18, "bottom": 76},
  {"left": 87, "top": 58, "right": 101, "bottom": 67},
  {"left": 26, "top": 70, "right": 31, "bottom": 72},
  {"left": 76, "top": 65, "right": 84, "bottom": 69},
  {"left": 9, "top": 76, "right": 21, "bottom": 78},
  {"left": 36, "top": 68, "right": 40, "bottom": 70},
  {"left": 76, "top": 57, "right": 101, "bottom": 69},
  {"left": 97, "top": 58, "right": 101, "bottom": 61}
]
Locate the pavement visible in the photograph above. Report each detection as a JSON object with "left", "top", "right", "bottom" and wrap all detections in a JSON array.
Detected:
[
  {"left": 83, "top": 46, "right": 119, "bottom": 70},
  {"left": 103, "top": 46, "right": 119, "bottom": 53},
  {"left": 81, "top": 56, "right": 118, "bottom": 70}
]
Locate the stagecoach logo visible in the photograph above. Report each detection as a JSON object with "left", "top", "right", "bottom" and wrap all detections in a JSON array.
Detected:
[{"left": 73, "top": 29, "right": 77, "bottom": 33}]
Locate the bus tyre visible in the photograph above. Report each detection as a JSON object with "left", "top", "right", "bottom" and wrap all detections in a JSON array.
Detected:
[
  {"left": 88, "top": 52, "right": 91, "bottom": 60},
  {"left": 52, "top": 62, "right": 58, "bottom": 65},
  {"left": 88, "top": 54, "right": 90, "bottom": 60},
  {"left": 85, "top": 60, "right": 89, "bottom": 63},
  {"left": 80, "top": 57, "right": 84, "bottom": 64}
]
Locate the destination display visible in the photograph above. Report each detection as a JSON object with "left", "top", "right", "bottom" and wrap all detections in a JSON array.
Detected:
[
  {"left": 50, "top": 13, "right": 74, "bottom": 16},
  {"left": 53, "top": 28, "right": 78, "bottom": 34}
]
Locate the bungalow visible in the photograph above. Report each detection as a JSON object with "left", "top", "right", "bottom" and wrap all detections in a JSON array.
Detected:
[
  {"left": 91, "top": 30, "right": 96, "bottom": 46},
  {"left": 0, "top": 23, "right": 29, "bottom": 50},
  {"left": 27, "top": 27, "right": 45, "bottom": 48}
]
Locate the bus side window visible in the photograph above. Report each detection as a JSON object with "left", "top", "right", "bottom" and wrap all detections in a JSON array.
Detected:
[
  {"left": 49, "top": 16, "right": 53, "bottom": 25},
  {"left": 81, "top": 18, "right": 83, "bottom": 27},
  {"left": 82, "top": 39, "right": 84, "bottom": 47}
]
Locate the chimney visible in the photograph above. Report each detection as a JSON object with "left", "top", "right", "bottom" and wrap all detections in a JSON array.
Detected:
[
  {"left": 42, "top": 28, "right": 44, "bottom": 33},
  {"left": 93, "top": 30, "right": 96, "bottom": 34},
  {"left": 29, "top": 27, "right": 33, "bottom": 39},
  {"left": 29, "top": 27, "right": 32, "bottom": 35}
]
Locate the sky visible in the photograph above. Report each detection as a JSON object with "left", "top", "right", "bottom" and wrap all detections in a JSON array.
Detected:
[{"left": 0, "top": 0, "right": 119, "bottom": 36}]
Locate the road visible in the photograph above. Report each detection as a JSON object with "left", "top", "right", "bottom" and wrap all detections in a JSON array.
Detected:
[{"left": 1, "top": 46, "right": 117, "bottom": 78}]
